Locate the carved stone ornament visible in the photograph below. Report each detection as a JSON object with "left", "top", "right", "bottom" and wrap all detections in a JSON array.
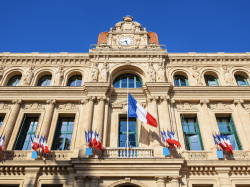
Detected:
[
  {"left": 177, "top": 102, "right": 198, "bottom": 111},
  {"left": 199, "top": 99, "right": 209, "bottom": 105},
  {"left": 0, "top": 66, "right": 4, "bottom": 77},
  {"left": 157, "top": 60, "right": 166, "bottom": 82},
  {"left": 100, "top": 62, "right": 109, "bottom": 82},
  {"left": 90, "top": 62, "right": 99, "bottom": 82},
  {"left": 244, "top": 104, "right": 250, "bottom": 112},
  {"left": 46, "top": 99, "right": 57, "bottom": 105},
  {"left": 12, "top": 99, "right": 23, "bottom": 105},
  {"left": 125, "top": 60, "right": 131, "bottom": 65},
  {"left": 58, "top": 102, "right": 78, "bottom": 110},
  {"left": 233, "top": 99, "right": 244, "bottom": 105},
  {"left": 22, "top": 65, "right": 35, "bottom": 86},
  {"left": 25, "top": 102, "right": 45, "bottom": 110},
  {"left": 210, "top": 102, "right": 233, "bottom": 111},
  {"left": 192, "top": 65, "right": 203, "bottom": 86},
  {"left": 0, "top": 102, "right": 11, "bottom": 110},
  {"left": 52, "top": 66, "right": 64, "bottom": 86}
]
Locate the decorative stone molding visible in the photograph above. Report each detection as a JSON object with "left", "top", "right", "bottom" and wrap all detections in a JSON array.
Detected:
[
  {"left": 107, "top": 179, "right": 149, "bottom": 187},
  {"left": 199, "top": 99, "right": 209, "bottom": 105},
  {"left": 46, "top": 99, "right": 57, "bottom": 105},
  {"left": 147, "top": 95, "right": 159, "bottom": 103},
  {"left": 12, "top": 99, "right": 23, "bottom": 105},
  {"left": 86, "top": 96, "right": 97, "bottom": 102},
  {"left": 125, "top": 60, "right": 131, "bottom": 65},
  {"left": 58, "top": 102, "right": 78, "bottom": 110},
  {"left": 210, "top": 102, "right": 233, "bottom": 111},
  {"left": 233, "top": 99, "right": 244, "bottom": 105},
  {"left": 0, "top": 66, "right": 4, "bottom": 77},
  {"left": 24, "top": 102, "right": 45, "bottom": 110},
  {"left": 176, "top": 102, "right": 198, "bottom": 111},
  {"left": 97, "top": 96, "right": 106, "bottom": 102},
  {"left": 0, "top": 102, "right": 11, "bottom": 110}
]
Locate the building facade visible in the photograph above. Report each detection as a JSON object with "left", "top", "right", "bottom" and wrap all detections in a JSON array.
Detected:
[{"left": 0, "top": 15, "right": 250, "bottom": 187}]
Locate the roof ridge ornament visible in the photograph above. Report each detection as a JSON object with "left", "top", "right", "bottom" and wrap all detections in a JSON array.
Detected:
[{"left": 123, "top": 15, "right": 133, "bottom": 22}]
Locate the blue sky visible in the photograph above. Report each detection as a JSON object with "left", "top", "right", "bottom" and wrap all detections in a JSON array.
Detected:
[{"left": 0, "top": 0, "right": 249, "bottom": 53}]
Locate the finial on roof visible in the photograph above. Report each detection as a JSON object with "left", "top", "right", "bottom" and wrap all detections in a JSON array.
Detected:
[{"left": 123, "top": 15, "right": 133, "bottom": 22}]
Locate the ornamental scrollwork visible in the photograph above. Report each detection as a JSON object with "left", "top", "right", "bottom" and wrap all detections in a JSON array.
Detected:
[
  {"left": 177, "top": 102, "right": 198, "bottom": 111},
  {"left": 24, "top": 102, "right": 44, "bottom": 110},
  {"left": 58, "top": 102, "right": 78, "bottom": 110},
  {"left": 210, "top": 102, "right": 232, "bottom": 111}
]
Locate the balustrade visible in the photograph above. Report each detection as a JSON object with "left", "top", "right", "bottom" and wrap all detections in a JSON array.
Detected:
[{"left": 102, "top": 147, "right": 154, "bottom": 158}]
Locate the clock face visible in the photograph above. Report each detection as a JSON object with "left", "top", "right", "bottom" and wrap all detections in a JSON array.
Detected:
[{"left": 119, "top": 37, "right": 133, "bottom": 46}]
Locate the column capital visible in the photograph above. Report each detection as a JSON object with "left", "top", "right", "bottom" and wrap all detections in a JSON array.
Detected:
[
  {"left": 171, "top": 99, "right": 175, "bottom": 104},
  {"left": 46, "top": 99, "right": 57, "bottom": 105},
  {"left": 199, "top": 99, "right": 209, "bottom": 105},
  {"left": 86, "top": 96, "right": 97, "bottom": 102},
  {"left": 160, "top": 95, "right": 170, "bottom": 101},
  {"left": 12, "top": 99, "right": 22, "bottom": 105},
  {"left": 147, "top": 95, "right": 160, "bottom": 103},
  {"left": 97, "top": 96, "right": 106, "bottom": 102},
  {"left": 155, "top": 176, "right": 167, "bottom": 181},
  {"left": 233, "top": 99, "right": 244, "bottom": 105}
]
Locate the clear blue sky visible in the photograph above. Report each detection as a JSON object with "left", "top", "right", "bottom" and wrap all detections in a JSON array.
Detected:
[{"left": 0, "top": 0, "right": 249, "bottom": 53}]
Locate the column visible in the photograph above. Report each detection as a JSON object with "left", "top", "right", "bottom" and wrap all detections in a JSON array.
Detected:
[
  {"left": 40, "top": 99, "right": 56, "bottom": 138},
  {"left": 199, "top": 99, "right": 215, "bottom": 150},
  {"left": 4, "top": 99, "right": 22, "bottom": 149},
  {"left": 23, "top": 167, "right": 40, "bottom": 187},
  {"left": 215, "top": 167, "right": 231, "bottom": 187},
  {"left": 84, "top": 96, "right": 96, "bottom": 132},
  {"left": 170, "top": 176, "right": 180, "bottom": 187},
  {"left": 79, "top": 100, "right": 87, "bottom": 147},
  {"left": 96, "top": 96, "right": 105, "bottom": 142},
  {"left": 160, "top": 95, "right": 171, "bottom": 130},
  {"left": 90, "top": 176, "right": 100, "bottom": 187},
  {"left": 66, "top": 167, "right": 75, "bottom": 187},
  {"left": 75, "top": 176, "right": 85, "bottom": 187},
  {"left": 233, "top": 99, "right": 249, "bottom": 150},
  {"left": 155, "top": 176, "right": 166, "bottom": 187},
  {"left": 148, "top": 96, "right": 161, "bottom": 146}
]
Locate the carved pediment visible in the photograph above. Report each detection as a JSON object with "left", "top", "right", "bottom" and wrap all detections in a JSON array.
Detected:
[
  {"left": 176, "top": 102, "right": 198, "bottom": 111},
  {"left": 58, "top": 102, "right": 78, "bottom": 110},
  {"left": 0, "top": 102, "right": 11, "bottom": 110},
  {"left": 24, "top": 102, "right": 44, "bottom": 110},
  {"left": 210, "top": 102, "right": 233, "bottom": 111}
]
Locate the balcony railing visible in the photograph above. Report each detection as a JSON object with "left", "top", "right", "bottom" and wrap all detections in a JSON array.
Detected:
[{"left": 102, "top": 147, "right": 154, "bottom": 158}]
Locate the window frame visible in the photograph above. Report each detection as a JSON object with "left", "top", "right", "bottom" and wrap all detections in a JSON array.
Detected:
[
  {"left": 67, "top": 75, "right": 82, "bottom": 86},
  {"left": 235, "top": 75, "right": 249, "bottom": 86},
  {"left": 113, "top": 74, "right": 143, "bottom": 88},
  {"left": 52, "top": 116, "right": 75, "bottom": 151},
  {"left": 204, "top": 75, "right": 219, "bottom": 86},
  {"left": 174, "top": 75, "right": 189, "bottom": 86},
  {"left": 7, "top": 75, "right": 22, "bottom": 86},
  {"left": 37, "top": 75, "right": 52, "bottom": 86},
  {"left": 216, "top": 116, "right": 242, "bottom": 150},
  {"left": 13, "top": 114, "right": 40, "bottom": 150},
  {"left": 181, "top": 116, "right": 204, "bottom": 150},
  {"left": 118, "top": 117, "right": 137, "bottom": 148}
]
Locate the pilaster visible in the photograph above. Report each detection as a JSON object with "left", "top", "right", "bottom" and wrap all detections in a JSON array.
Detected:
[
  {"left": 155, "top": 176, "right": 167, "bottom": 187},
  {"left": 215, "top": 167, "right": 231, "bottom": 187},
  {"left": 23, "top": 167, "right": 40, "bottom": 187},
  {"left": 89, "top": 176, "right": 100, "bottom": 187},
  {"left": 75, "top": 176, "right": 86, "bottom": 187}
]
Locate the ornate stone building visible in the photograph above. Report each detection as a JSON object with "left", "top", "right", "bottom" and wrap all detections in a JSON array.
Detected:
[{"left": 0, "top": 15, "right": 249, "bottom": 187}]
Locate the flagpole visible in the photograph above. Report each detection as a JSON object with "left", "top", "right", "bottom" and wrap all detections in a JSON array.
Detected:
[{"left": 127, "top": 86, "right": 129, "bottom": 158}]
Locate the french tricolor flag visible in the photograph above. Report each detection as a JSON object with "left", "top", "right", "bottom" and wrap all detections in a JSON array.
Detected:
[{"left": 128, "top": 93, "right": 157, "bottom": 128}]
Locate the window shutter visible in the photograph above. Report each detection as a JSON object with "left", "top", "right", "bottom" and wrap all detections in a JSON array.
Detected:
[
  {"left": 195, "top": 117, "right": 204, "bottom": 150},
  {"left": 244, "top": 78, "right": 249, "bottom": 86},
  {"left": 52, "top": 116, "right": 61, "bottom": 150},
  {"left": 230, "top": 115, "right": 242, "bottom": 150},
  {"left": 215, "top": 78, "right": 219, "bottom": 86},
  {"left": 14, "top": 114, "right": 27, "bottom": 150}
]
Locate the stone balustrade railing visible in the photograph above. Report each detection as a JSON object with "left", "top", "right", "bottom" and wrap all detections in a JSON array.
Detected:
[
  {"left": 224, "top": 150, "right": 250, "bottom": 160},
  {"left": 103, "top": 147, "right": 154, "bottom": 158},
  {"left": 0, "top": 150, "right": 73, "bottom": 160}
]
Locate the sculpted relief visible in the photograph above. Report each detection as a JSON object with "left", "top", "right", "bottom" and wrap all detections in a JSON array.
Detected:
[
  {"left": 52, "top": 65, "right": 64, "bottom": 86},
  {"left": 100, "top": 62, "right": 109, "bottom": 82},
  {"left": 157, "top": 60, "right": 166, "bottom": 82},
  {"left": 223, "top": 65, "right": 234, "bottom": 86},
  {"left": 192, "top": 65, "right": 203, "bottom": 86},
  {"left": 23, "top": 66, "right": 35, "bottom": 86},
  {"left": 90, "top": 62, "right": 99, "bottom": 82},
  {"left": 147, "top": 62, "right": 156, "bottom": 82}
]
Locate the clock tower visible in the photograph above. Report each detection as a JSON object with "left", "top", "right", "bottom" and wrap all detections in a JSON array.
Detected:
[{"left": 96, "top": 15, "right": 160, "bottom": 49}]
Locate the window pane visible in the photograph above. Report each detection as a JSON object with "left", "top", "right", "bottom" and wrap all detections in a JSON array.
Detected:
[
  {"left": 174, "top": 79, "right": 180, "bottom": 86},
  {"left": 189, "top": 135, "right": 201, "bottom": 150},
  {"left": 227, "top": 134, "right": 238, "bottom": 150},
  {"left": 120, "top": 134, "right": 127, "bottom": 141},
  {"left": 69, "top": 76, "right": 77, "bottom": 86},
  {"left": 183, "top": 125, "right": 188, "bottom": 132},
  {"left": 8, "top": 76, "right": 21, "bottom": 86},
  {"left": 209, "top": 81, "right": 218, "bottom": 86},
  {"left": 129, "top": 134, "right": 136, "bottom": 142},
  {"left": 119, "top": 141, "right": 126, "bottom": 147},
  {"left": 221, "top": 119, "right": 229, "bottom": 132},
  {"left": 120, "top": 125, "right": 127, "bottom": 132},
  {"left": 128, "top": 74, "right": 134, "bottom": 88},
  {"left": 64, "top": 134, "right": 72, "bottom": 150},
  {"left": 113, "top": 78, "right": 120, "bottom": 88},
  {"left": 55, "top": 134, "right": 65, "bottom": 150},
  {"left": 129, "top": 125, "right": 135, "bottom": 132},
  {"left": 136, "top": 77, "right": 142, "bottom": 88},
  {"left": 39, "top": 76, "right": 51, "bottom": 86},
  {"left": 76, "top": 76, "right": 82, "bottom": 86},
  {"left": 180, "top": 77, "right": 186, "bottom": 86}
]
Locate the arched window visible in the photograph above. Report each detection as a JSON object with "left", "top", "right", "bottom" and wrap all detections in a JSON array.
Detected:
[
  {"left": 37, "top": 75, "right": 52, "bottom": 86},
  {"left": 204, "top": 75, "right": 219, "bottom": 86},
  {"left": 174, "top": 75, "right": 188, "bottom": 86},
  {"left": 67, "top": 75, "right": 82, "bottom": 86},
  {"left": 113, "top": 74, "right": 142, "bottom": 88},
  {"left": 7, "top": 75, "right": 22, "bottom": 86},
  {"left": 235, "top": 75, "right": 249, "bottom": 86}
]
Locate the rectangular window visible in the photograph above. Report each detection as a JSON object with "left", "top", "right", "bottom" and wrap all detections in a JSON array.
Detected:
[
  {"left": 216, "top": 115, "right": 242, "bottom": 150},
  {"left": 14, "top": 114, "right": 40, "bottom": 150},
  {"left": 181, "top": 116, "right": 203, "bottom": 150},
  {"left": 52, "top": 116, "right": 75, "bottom": 150},
  {"left": 119, "top": 117, "right": 137, "bottom": 147},
  {"left": 0, "top": 115, "right": 4, "bottom": 129}
]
